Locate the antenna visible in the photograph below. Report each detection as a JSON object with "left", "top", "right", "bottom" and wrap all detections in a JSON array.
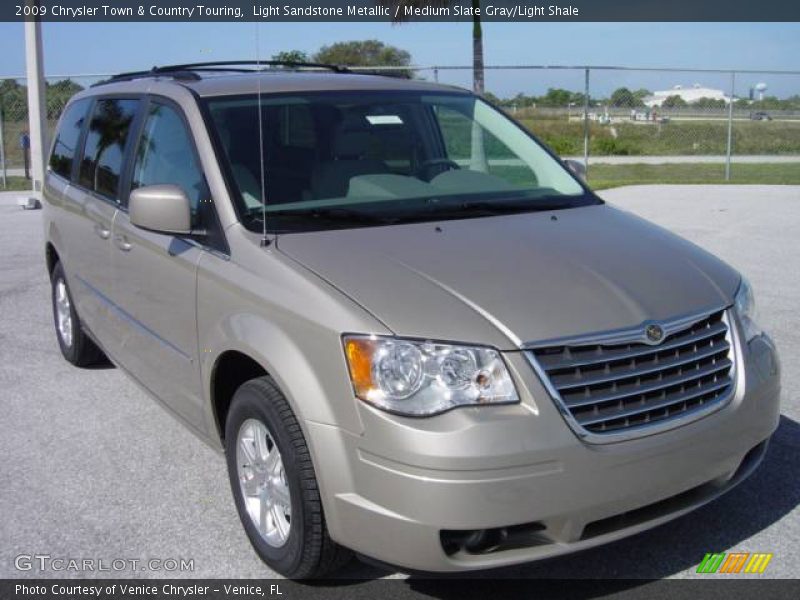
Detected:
[{"left": 255, "top": 24, "right": 270, "bottom": 247}]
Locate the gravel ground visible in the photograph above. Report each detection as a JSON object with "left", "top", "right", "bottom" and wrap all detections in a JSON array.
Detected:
[{"left": 0, "top": 185, "right": 797, "bottom": 583}]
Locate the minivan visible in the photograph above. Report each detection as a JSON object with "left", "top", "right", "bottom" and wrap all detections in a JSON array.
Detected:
[{"left": 43, "top": 62, "right": 781, "bottom": 578}]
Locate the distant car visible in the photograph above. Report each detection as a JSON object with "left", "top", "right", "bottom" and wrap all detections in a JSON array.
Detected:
[{"left": 750, "top": 111, "right": 772, "bottom": 121}]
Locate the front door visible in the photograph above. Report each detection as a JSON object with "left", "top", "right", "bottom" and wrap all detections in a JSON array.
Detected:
[{"left": 111, "top": 100, "right": 208, "bottom": 427}]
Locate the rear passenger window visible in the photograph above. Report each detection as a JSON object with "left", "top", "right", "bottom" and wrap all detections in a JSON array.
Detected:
[
  {"left": 49, "top": 99, "right": 91, "bottom": 179},
  {"left": 131, "top": 103, "right": 206, "bottom": 217},
  {"left": 78, "top": 98, "right": 140, "bottom": 200}
]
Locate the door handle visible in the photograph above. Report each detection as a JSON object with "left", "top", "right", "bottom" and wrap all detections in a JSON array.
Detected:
[
  {"left": 114, "top": 234, "right": 133, "bottom": 252},
  {"left": 93, "top": 224, "right": 111, "bottom": 240}
]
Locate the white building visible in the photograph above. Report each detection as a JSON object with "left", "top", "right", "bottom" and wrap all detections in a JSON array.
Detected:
[{"left": 643, "top": 84, "right": 731, "bottom": 107}]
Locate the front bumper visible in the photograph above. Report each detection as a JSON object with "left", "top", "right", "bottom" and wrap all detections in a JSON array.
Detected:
[{"left": 307, "top": 332, "right": 781, "bottom": 572}]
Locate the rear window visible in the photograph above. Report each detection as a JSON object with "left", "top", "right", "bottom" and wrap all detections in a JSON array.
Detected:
[
  {"left": 78, "top": 98, "right": 140, "bottom": 200},
  {"left": 48, "top": 99, "right": 91, "bottom": 179}
]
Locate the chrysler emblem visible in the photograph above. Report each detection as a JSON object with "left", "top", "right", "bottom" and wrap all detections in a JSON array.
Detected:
[{"left": 645, "top": 323, "right": 665, "bottom": 344}]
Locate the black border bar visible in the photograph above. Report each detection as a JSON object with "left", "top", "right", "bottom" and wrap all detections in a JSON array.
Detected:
[{"left": 5, "top": 0, "right": 800, "bottom": 22}]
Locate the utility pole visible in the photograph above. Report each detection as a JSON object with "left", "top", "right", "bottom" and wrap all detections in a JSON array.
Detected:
[
  {"left": 724, "top": 72, "right": 736, "bottom": 182},
  {"left": 583, "top": 68, "right": 590, "bottom": 174},
  {"left": 0, "top": 105, "right": 7, "bottom": 189},
  {"left": 24, "top": 5, "right": 47, "bottom": 200}
]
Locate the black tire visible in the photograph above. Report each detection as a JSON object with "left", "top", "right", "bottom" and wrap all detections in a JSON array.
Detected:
[
  {"left": 50, "top": 261, "right": 106, "bottom": 367},
  {"left": 225, "top": 376, "right": 352, "bottom": 579}
]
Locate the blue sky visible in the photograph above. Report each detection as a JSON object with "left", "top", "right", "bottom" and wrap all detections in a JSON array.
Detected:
[{"left": 1, "top": 22, "right": 798, "bottom": 97}]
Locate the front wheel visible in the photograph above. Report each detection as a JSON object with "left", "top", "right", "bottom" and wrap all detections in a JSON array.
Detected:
[{"left": 224, "top": 376, "right": 351, "bottom": 578}]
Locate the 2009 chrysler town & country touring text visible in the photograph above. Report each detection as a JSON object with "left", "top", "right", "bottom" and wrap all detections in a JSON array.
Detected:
[{"left": 42, "top": 62, "right": 781, "bottom": 578}]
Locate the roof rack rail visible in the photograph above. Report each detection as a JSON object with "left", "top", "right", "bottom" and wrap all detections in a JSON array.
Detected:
[
  {"left": 164, "top": 60, "right": 350, "bottom": 73},
  {"left": 93, "top": 60, "right": 350, "bottom": 87}
]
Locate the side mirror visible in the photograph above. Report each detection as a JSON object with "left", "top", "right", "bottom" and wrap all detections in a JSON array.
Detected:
[
  {"left": 564, "top": 159, "right": 587, "bottom": 181},
  {"left": 129, "top": 184, "right": 191, "bottom": 235}
]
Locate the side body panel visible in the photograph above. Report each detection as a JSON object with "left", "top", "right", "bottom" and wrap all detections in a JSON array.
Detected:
[
  {"left": 110, "top": 211, "right": 205, "bottom": 425},
  {"left": 60, "top": 184, "right": 118, "bottom": 344}
]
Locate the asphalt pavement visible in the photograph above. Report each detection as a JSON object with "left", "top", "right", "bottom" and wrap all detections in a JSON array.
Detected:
[{"left": 0, "top": 185, "right": 797, "bottom": 582}]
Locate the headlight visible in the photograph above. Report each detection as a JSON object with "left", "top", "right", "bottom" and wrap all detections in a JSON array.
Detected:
[
  {"left": 734, "top": 277, "right": 762, "bottom": 342},
  {"left": 343, "top": 335, "right": 519, "bottom": 416}
]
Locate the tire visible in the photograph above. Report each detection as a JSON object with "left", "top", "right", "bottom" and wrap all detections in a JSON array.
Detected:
[
  {"left": 225, "top": 376, "right": 351, "bottom": 579},
  {"left": 50, "top": 261, "right": 106, "bottom": 367}
]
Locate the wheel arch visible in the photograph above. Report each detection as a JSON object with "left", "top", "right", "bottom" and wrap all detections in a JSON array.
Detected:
[
  {"left": 45, "top": 241, "right": 60, "bottom": 276},
  {"left": 210, "top": 349, "right": 270, "bottom": 443},
  {"left": 203, "top": 312, "right": 363, "bottom": 447}
]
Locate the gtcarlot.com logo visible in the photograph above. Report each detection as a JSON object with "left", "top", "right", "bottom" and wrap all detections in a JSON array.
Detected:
[{"left": 14, "top": 554, "right": 195, "bottom": 573}]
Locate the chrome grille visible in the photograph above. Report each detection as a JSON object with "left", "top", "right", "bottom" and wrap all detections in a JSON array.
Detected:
[{"left": 528, "top": 310, "right": 735, "bottom": 438}]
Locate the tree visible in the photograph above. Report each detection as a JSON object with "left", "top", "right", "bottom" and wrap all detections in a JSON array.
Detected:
[
  {"left": 661, "top": 95, "right": 688, "bottom": 108},
  {"left": 313, "top": 40, "right": 413, "bottom": 78},
  {"left": 469, "top": 0, "right": 484, "bottom": 94},
  {"left": 750, "top": 95, "right": 789, "bottom": 110},
  {"left": 0, "top": 78, "right": 23, "bottom": 96},
  {"left": 386, "top": 0, "right": 484, "bottom": 94},
  {"left": 539, "top": 88, "right": 574, "bottom": 107},
  {"left": 610, "top": 87, "right": 640, "bottom": 108},
  {"left": 482, "top": 91, "right": 502, "bottom": 105},
  {"left": 784, "top": 95, "right": 800, "bottom": 110},
  {"left": 692, "top": 96, "right": 726, "bottom": 109},
  {"left": 0, "top": 79, "right": 27, "bottom": 117},
  {"left": 271, "top": 50, "right": 310, "bottom": 64},
  {"left": 45, "top": 79, "right": 84, "bottom": 119}
]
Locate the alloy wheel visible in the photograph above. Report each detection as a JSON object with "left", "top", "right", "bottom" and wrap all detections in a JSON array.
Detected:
[{"left": 236, "top": 418, "right": 292, "bottom": 547}]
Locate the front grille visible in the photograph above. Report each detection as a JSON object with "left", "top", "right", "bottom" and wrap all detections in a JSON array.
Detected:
[{"left": 528, "top": 310, "right": 735, "bottom": 437}]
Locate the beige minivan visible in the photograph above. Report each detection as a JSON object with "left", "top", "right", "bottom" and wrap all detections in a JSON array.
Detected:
[{"left": 43, "top": 62, "right": 781, "bottom": 578}]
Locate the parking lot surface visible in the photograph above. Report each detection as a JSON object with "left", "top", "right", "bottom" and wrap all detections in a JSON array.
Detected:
[{"left": 0, "top": 185, "right": 797, "bottom": 580}]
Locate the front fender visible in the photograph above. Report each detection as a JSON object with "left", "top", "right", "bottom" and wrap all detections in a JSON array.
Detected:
[{"left": 201, "top": 315, "right": 365, "bottom": 442}]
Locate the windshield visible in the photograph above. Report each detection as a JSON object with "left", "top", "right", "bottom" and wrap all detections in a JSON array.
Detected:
[{"left": 204, "top": 91, "right": 599, "bottom": 232}]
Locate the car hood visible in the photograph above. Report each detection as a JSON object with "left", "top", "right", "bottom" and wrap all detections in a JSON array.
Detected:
[{"left": 277, "top": 204, "right": 740, "bottom": 350}]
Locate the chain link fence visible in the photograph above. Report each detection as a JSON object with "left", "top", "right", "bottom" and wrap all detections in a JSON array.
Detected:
[
  {"left": 2, "top": 66, "right": 799, "bottom": 190},
  {"left": 412, "top": 65, "right": 800, "bottom": 188}
]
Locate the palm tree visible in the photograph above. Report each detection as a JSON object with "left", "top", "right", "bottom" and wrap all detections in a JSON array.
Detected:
[
  {"left": 383, "top": 0, "right": 485, "bottom": 94},
  {"left": 468, "top": 0, "right": 484, "bottom": 94}
]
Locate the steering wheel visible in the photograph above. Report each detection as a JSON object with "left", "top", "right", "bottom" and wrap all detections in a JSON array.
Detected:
[{"left": 415, "top": 158, "right": 460, "bottom": 182}]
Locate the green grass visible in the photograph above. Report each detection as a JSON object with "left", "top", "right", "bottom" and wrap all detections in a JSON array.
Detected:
[
  {"left": 0, "top": 176, "right": 32, "bottom": 191},
  {"left": 587, "top": 163, "right": 800, "bottom": 190}
]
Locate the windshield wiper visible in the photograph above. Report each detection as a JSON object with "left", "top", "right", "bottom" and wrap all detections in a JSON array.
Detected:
[
  {"left": 426, "top": 199, "right": 574, "bottom": 218},
  {"left": 259, "top": 206, "right": 399, "bottom": 225}
]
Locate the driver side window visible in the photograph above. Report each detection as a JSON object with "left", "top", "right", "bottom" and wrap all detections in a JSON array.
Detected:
[{"left": 131, "top": 102, "right": 207, "bottom": 222}]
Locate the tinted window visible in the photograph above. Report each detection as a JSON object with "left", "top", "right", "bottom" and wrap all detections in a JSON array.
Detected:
[
  {"left": 49, "top": 99, "right": 91, "bottom": 179},
  {"left": 131, "top": 103, "right": 206, "bottom": 219},
  {"left": 79, "top": 98, "right": 139, "bottom": 199}
]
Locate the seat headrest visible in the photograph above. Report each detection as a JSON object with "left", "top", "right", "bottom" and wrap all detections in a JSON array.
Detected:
[
  {"left": 333, "top": 131, "right": 371, "bottom": 159},
  {"left": 330, "top": 113, "right": 374, "bottom": 159}
]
